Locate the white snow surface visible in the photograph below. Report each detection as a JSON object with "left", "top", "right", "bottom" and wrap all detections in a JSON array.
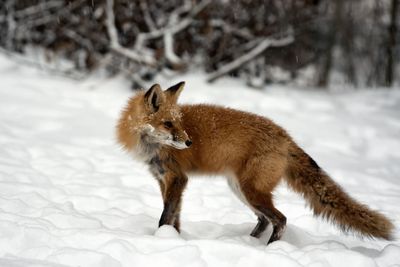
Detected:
[{"left": 0, "top": 54, "right": 400, "bottom": 267}]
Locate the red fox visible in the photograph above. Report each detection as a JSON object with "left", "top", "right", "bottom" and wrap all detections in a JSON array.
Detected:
[{"left": 116, "top": 82, "right": 394, "bottom": 244}]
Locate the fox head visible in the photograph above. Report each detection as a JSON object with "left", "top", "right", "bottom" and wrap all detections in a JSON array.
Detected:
[
  {"left": 141, "top": 82, "right": 192, "bottom": 149},
  {"left": 117, "top": 81, "right": 192, "bottom": 152}
]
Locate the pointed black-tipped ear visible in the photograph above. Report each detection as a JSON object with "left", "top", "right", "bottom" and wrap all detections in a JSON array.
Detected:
[
  {"left": 144, "top": 84, "right": 165, "bottom": 113},
  {"left": 165, "top": 81, "right": 185, "bottom": 103}
]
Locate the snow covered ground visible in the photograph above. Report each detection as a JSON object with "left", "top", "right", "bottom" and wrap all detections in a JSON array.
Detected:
[{"left": 0, "top": 53, "right": 399, "bottom": 267}]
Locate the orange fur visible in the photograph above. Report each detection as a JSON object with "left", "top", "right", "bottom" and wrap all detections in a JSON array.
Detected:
[{"left": 116, "top": 82, "right": 394, "bottom": 243}]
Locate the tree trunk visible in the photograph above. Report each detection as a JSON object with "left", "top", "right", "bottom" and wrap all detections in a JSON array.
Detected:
[
  {"left": 342, "top": 2, "right": 357, "bottom": 86},
  {"left": 385, "top": 0, "right": 398, "bottom": 87},
  {"left": 317, "top": 0, "right": 343, "bottom": 87}
]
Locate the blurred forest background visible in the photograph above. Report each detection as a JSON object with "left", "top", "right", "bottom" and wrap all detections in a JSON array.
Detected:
[{"left": 0, "top": 0, "right": 398, "bottom": 89}]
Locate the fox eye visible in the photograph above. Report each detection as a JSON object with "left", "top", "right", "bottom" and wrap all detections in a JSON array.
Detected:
[{"left": 163, "top": 121, "right": 173, "bottom": 129}]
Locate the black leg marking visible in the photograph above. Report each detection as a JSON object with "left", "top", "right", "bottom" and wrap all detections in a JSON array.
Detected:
[
  {"left": 259, "top": 207, "right": 286, "bottom": 244},
  {"left": 250, "top": 215, "right": 269, "bottom": 238},
  {"left": 172, "top": 211, "right": 181, "bottom": 232},
  {"left": 159, "top": 201, "right": 173, "bottom": 227}
]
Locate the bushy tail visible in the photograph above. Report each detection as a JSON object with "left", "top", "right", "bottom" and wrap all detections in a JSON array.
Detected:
[{"left": 285, "top": 142, "right": 394, "bottom": 240}]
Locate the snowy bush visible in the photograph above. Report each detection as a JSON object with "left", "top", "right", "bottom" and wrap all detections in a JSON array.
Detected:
[{"left": 0, "top": 0, "right": 398, "bottom": 88}]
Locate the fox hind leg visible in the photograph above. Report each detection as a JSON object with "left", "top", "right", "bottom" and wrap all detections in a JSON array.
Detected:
[
  {"left": 236, "top": 155, "right": 287, "bottom": 244},
  {"left": 250, "top": 215, "right": 269, "bottom": 238},
  {"left": 243, "top": 187, "right": 286, "bottom": 243},
  {"left": 258, "top": 202, "right": 286, "bottom": 244},
  {"left": 228, "top": 174, "right": 286, "bottom": 242},
  {"left": 227, "top": 174, "right": 269, "bottom": 238}
]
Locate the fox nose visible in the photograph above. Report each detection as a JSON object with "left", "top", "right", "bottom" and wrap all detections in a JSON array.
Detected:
[{"left": 185, "top": 140, "right": 192, "bottom": 147}]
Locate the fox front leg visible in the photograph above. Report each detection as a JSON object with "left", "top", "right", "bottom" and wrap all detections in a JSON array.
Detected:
[
  {"left": 158, "top": 173, "right": 188, "bottom": 232},
  {"left": 156, "top": 179, "right": 182, "bottom": 231}
]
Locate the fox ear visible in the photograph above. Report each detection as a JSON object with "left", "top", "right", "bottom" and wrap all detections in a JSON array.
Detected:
[
  {"left": 144, "top": 84, "right": 165, "bottom": 113},
  {"left": 165, "top": 81, "right": 185, "bottom": 103}
]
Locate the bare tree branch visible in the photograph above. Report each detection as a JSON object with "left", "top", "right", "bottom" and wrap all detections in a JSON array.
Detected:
[
  {"left": 207, "top": 35, "right": 294, "bottom": 83},
  {"left": 18, "top": 0, "right": 85, "bottom": 29},
  {"left": 139, "top": 0, "right": 157, "bottom": 31},
  {"left": 63, "top": 29, "right": 93, "bottom": 51},
  {"left": 164, "top": 32, "right": 182, "bottom": 65},
  {"left": 210, "top": 19, "right": 254, "bottom": 40},
  {"left": 14, "top": 1, "right": 64, "bottom": 18},
  {"left": 134, "top": 0, "right": 211, "bottom": 64},
  {"left": 105, "top": 0, "right": 156, "bottom": 66}
]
